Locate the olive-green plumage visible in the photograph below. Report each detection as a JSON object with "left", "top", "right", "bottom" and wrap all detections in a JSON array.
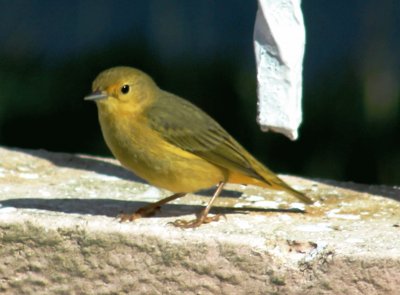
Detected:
[
  {"left": 85, "top": 66, "right": 312, "bottom": 227},
  {"left": 146, "top": 89, "right": 311, "bottom": 203}
]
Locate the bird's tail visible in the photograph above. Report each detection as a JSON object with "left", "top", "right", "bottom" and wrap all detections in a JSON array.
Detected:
[{"left": 250, "top": 159, "right": 313, "bottom": 204}]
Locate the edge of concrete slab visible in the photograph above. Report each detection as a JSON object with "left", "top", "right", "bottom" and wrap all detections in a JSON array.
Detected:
[{"left": 0, "top": 146, "right": 399, "bottom": 294}]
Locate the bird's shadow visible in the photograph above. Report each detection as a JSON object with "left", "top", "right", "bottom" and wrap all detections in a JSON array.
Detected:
[{"left": 0, "top": 197, "right": 305, "bottom": 219}]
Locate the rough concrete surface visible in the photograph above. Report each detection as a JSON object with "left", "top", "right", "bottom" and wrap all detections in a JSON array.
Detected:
[{"left": 0, "top": 146, "right": 399, "bottom": 294}]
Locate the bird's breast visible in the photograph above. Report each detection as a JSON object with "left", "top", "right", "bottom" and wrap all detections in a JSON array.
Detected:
[{"left": 97, "top": 109, "right": 227, "bottom": 193}]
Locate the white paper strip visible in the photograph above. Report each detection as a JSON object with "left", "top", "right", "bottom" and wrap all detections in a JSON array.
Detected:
[{"left": 254, "top": 0, "right": 305, "bottom": 140}]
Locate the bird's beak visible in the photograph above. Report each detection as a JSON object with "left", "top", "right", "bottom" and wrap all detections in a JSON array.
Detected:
[{"left": 84, "top": 90, "right": 108, "bottom": 101}]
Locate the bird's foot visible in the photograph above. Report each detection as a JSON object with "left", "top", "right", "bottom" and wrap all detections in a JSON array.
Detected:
[
  {"left": 169, "top": 213, "right": 225, "bottom": 228},
  {"left": 118, "top": 192, "right": 186, "bottom": 222},
  {"left": 118, "top": 205, "right": 161, "bottom": 222}
]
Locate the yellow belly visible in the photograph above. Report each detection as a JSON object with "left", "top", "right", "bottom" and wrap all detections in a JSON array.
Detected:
[{"left": 98, "top": 110, "right": 227, "bottom": 193}]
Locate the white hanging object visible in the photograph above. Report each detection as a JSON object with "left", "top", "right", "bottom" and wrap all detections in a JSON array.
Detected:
[{"left": 254, "top": 0, "right": 306, "bottom": 140}]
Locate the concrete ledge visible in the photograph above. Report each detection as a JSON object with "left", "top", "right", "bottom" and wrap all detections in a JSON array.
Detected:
[{"left": 0, "top": 146, "right": 399, "bottom": 294}]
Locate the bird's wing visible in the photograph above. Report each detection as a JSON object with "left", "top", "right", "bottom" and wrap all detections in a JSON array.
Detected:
[{"left": 146, "top": 92, "right": 262, "bottom": 180}]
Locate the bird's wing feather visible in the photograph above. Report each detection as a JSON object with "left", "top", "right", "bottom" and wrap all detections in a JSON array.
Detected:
[{"left": 146, "top": 92, "right": 262, "bottom": 180}]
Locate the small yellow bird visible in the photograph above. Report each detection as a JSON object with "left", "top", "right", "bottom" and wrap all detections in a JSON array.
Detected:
[{"left": 85, "top": 66, "right": 312, "bottom": 228}]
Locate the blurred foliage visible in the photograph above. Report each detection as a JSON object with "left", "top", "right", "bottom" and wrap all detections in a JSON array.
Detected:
[
  {"left": 0, "top": 0, "right": 399, "bottom": 185},
  {"left": 0, "top": 41, "right": 399, "bottom": 185}
]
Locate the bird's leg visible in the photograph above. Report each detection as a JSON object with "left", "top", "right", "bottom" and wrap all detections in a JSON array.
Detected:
[
  {"left": 119, "top": 192, "right": 186, "bottom": 222},
  {"left": 172, "top": 182, "right": 226, "bottom": 228}
]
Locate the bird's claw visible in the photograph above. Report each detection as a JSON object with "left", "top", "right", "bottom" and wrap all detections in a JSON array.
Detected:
[
  {"left": 169, "top": 214, "right": 225, "bottom": 228},
  {"left": 118, "top": 205, "right": 161, "bottom": 222}
]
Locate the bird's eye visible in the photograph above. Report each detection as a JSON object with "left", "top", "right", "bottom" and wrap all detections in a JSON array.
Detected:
[{"left": 121, "top": 85, "right": 130, "bottom": 94}]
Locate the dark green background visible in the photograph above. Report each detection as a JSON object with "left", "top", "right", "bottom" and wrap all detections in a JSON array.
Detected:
[{"left": 0, "top": 1, "right": 399, "bottom": 185}]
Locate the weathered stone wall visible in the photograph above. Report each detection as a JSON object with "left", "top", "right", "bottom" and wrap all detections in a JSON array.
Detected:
[{"left": 1, "top": 147, "right": 399, "bottom": 294}]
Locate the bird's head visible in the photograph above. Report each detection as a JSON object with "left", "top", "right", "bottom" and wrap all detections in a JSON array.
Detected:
[{"left": 84, "top": 66, "right": 158, "bottom": 114}]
